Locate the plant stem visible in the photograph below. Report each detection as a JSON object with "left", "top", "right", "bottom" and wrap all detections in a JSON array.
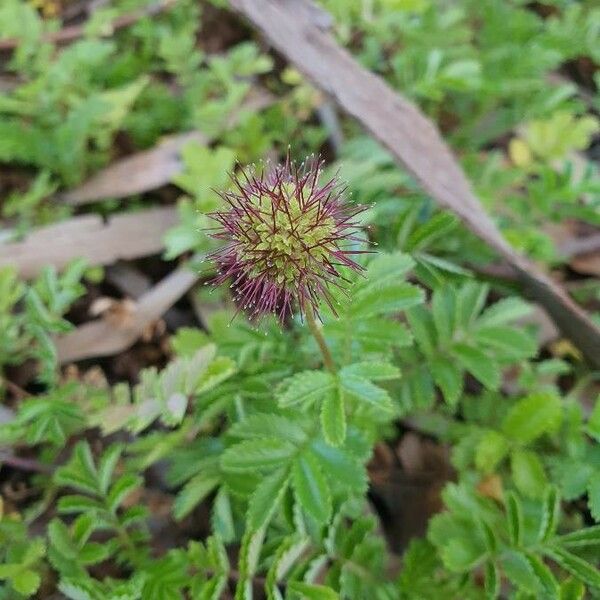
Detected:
[{"left": 305, "top": 310, "right": 336, "bottom": 373}]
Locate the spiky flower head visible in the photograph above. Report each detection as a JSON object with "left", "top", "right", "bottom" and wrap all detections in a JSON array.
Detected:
[{"left": 207, "top": 153, "right": 368, "bottom": 322}]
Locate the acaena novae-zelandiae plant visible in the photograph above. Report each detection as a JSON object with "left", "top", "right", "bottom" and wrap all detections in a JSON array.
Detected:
[{"left": 206, "top": 152, "right": 370, "bottom": 368}]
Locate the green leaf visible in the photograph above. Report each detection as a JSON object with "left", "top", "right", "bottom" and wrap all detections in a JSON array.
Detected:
[
  {"left": 506, "top": 492, "right": 523, "bottom": 547},
  {"left": 432, "top": 286, "right": 456, "bottom": 345},
  {"left": 235, "top": 527, "right": 265, "bottom": 599},
  {"left": 538, "top": 486, "right": 560, "bottom": 542},
  {"left": 430, "top": 356, "right": 463, "bottom": 407},
  {"left": 97, "top": 444, "right": 123, "bottom": 496},
  {"left": 11, "top": 570, "right": 41, "bottom": 596},
  {"left": 406, "top": 212, "right": 457, "bottom": 251},
  {"left": 477, "top": 297, "right": 531, "bottom": 328},
  {"left": 266, "top": 536, "right": 311, "bottom": 598},
  {"left": 320, "top": 389, "right": 346, "bottom": 447},
  {"left": 511, "top": 449, "right": 547, "bottom": 499},
  {"left": 229, "top": 414, "right": 307, "bottom": 445},
  {"left": 484, "top": 561, "right": 499, "bottom": 599},
  {"left": 174, "top": 473, "right": 220, "bottom": 521},
  {"left": 479, "top": 519, "right": 498, "bottom": 554},
  {"left": 525, "top": 552, "right": 560, "bottom": 597},
  {"left": 57, "top": 495, "right": 103, "bottom": 514},
  {"left": 247, "top": 468, "right": 289, "bottom": 531},
  {"left": 171, "top": 327, "right": 210, "bottom": 357},
  {"left": 474, "top": 326, "right": 537, "bottom": 359},
  {"left": 107, "top": 474, "right": 143, "bottom": 513},
  {"left": 502, "top": 392, "right": 562, "bottom": 444},
  {"left": 406, "top": 305, "right": 437, "bottom": 356},
  {"left": 222, "top": 439, "right": 297, "bottom": 473},
  {"left": 310, "top": 442, "right": 366, "bottom": 491},
  {"left": 587, "top": 397, "right": 600, "bottom": 442},
  {"left": 292, "top": 452, "right": 332, "bottom": 524},
  {"left": 475, "top": 430, "right": 509, "bottom": 474},
  {"left": 287, "top": 581, "right": 339, "bottom": 600},
  {"left": 456, "top": 282, "right": 488, "bottom": 330},
  {"left": 340, "top": 362, "right": 400, "bottom": 381},
  {"left": 339, "top": 376, "right": 394, "bottom": 414},
  {"left": 587, "top": 473, "right": 600, "bottom": 522},
  {"left": 502, "top": 550, "right": 541, "bottom": 594},
  {"left": 452, "top": 343, "right": 500, "bottom": 390},
  {"left": 363, "top": 252, "right": 414, "bottom": 285},
  {"left": 440, "top": 537, "right": 484, "bottom": 572},
  {"left": 350, "top": 281, "right": 423, "bottom": 319},
  {"left": 558, "top": 525, "right": 600, "bottom": 548},
  {"left": 559, "top": 577, "right": 585, "bottom": 600},
  {"left": 278, "top": 371, "right": 336, "bottom": 408},
  {"left": 544, "top": 546, "right": 600, "bottom": 588},
  {"left": 48, "top": 519, "right": 77, "bottom": 559}
]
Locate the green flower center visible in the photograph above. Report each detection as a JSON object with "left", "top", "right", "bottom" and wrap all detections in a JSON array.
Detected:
[{"left": 235, "top": 182, "right": 337, "bottom": 285}]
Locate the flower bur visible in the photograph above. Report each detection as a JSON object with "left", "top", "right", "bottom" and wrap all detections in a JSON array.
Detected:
[{"left": 207, "top": 153, "right": 368, "bottom": 322}]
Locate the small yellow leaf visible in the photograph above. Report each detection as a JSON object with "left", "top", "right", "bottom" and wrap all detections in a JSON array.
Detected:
[
  {"left": 550, "top": 339, "right": 582, "bottom": 361},
  {"left": 509, "top": 138, "right": 532, "bottom": 167}
]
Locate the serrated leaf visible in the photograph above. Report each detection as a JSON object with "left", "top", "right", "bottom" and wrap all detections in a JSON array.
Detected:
[
  {"left": 222, "top": 439, "right": 297, "bottom": 473},
  {"left": 588, "top": 397, "right": 600, "bottom": 442},
  {"left": 339, "top": 376, "right": 394, "bottom": 414},
  {"left": 97, "top": 444, "right": 123, "bottom": 496},
  {"left": 78, "top": 543, "right": 110, "bottom": 565},
  {"left": 432, "top": 286, "right": 456, "bottom": 345},
  {"left": 538, "top": 486, "right": 560, "bottom": 542},
  {"left": 278, "top": 371, "right": 335, "bottom": 408},
  {"left": 247, "top": 468, "right": 289, "bottom": 531},
  {"left": 406, "top": 212, "right": 457, "bottom": 251},
  {"left": 506, "top": 492, "right": 523, "bottom": 547},
  {"left": 588, "top": 474, "right": 600, "bottom": 522},
  {"left": 11, "top": 570, "right": 41, "bottom": 596},
  {"left": 525, "top": 551, "right": 560, "bottom": 597},
  {"left": 479, "top": 520, "right": 498, "bottom": 554},
  {"left": 363, "top": 252, "right": 414, "bottom": 285},
  {"left": 430, "top": 356, "right": 463, "bottom": 407},
  {"left": 350, "top": 282, "right": 423, "bottom": 319},
  {"left": 475, "top": 430, "right": 509, "bottom": 474},
  {"left": 502, "top": 392, "right": 562, "bottom": 444},
  {"left": 212, "top": 488, "right": 235, "bottom": 543},
  {"left": 456, "top": 282, "right": 488, "bottom": 330},
  {"left": 310, "top": 441, "right": 366, "bottom": 490},
  {"left": 558, "top": 525, "right": 600, "bottom": 548},
  {"left": 48, "top": 519, "right": 77, "bottom": 560},
  {"left": 545, "top": 546, "right": 600, "bottom": 588},
  {"left": 502, "top": 550, "right": 541, "bottom": 594},
  {"left": 559, "top": 577, "right": 585, "bottom": 600},
  {"left": 511, "top": 449, "right": 547, "bottom": 499},
  {"left": 292, "top": 452, "right": 332, "bottom": 524},
  {"left": 440, "top": 537, "right": 484, "bottom": 572},
  {"left": 320, "top": 389, "right": 346, "bottom": 447},
  {"left": 406, "top": 305, "right": 437, "bottom": 356},
  {"left": 477, "top": 297, "right": 531, "bottom": 327},
  {"left": 452, "top": 343, "right": 500, "bottom": 390},
  {"left": 266, "top": 535, "right": 311, "bottom": 599},
  {"left": 194, "top": 356, "right": 237, "bottom": 395},
  {"left": 229, "top": 414, "right": 307, "bottom": 445},
  {"left": 173, "top": 473, "right": 220, "bottom": 521},
  {"left": 237, "top": 527, "right": 265, "bottom": 585},
  {"left": 287, "top": 581, "right": 339, "bottom": 600},
  {"left": 107, "top": 474, "right": 143, "bottom": 513},
  {"left": 57, "top": 495, "right": 103, "bottom": 514},
  {"left": 484, "top": 562, "right": 499, "bottom": 599},
  {"left": 474, "top": 326, "right": 537, "bottom": 359},
  {"left": 340, "top": 362, "right": 400, "bottom": 381}
]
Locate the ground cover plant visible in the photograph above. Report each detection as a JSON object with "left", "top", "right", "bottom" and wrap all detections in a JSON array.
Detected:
[{"left": 0, "top": 0, "right": 599, "bottom": 598}]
